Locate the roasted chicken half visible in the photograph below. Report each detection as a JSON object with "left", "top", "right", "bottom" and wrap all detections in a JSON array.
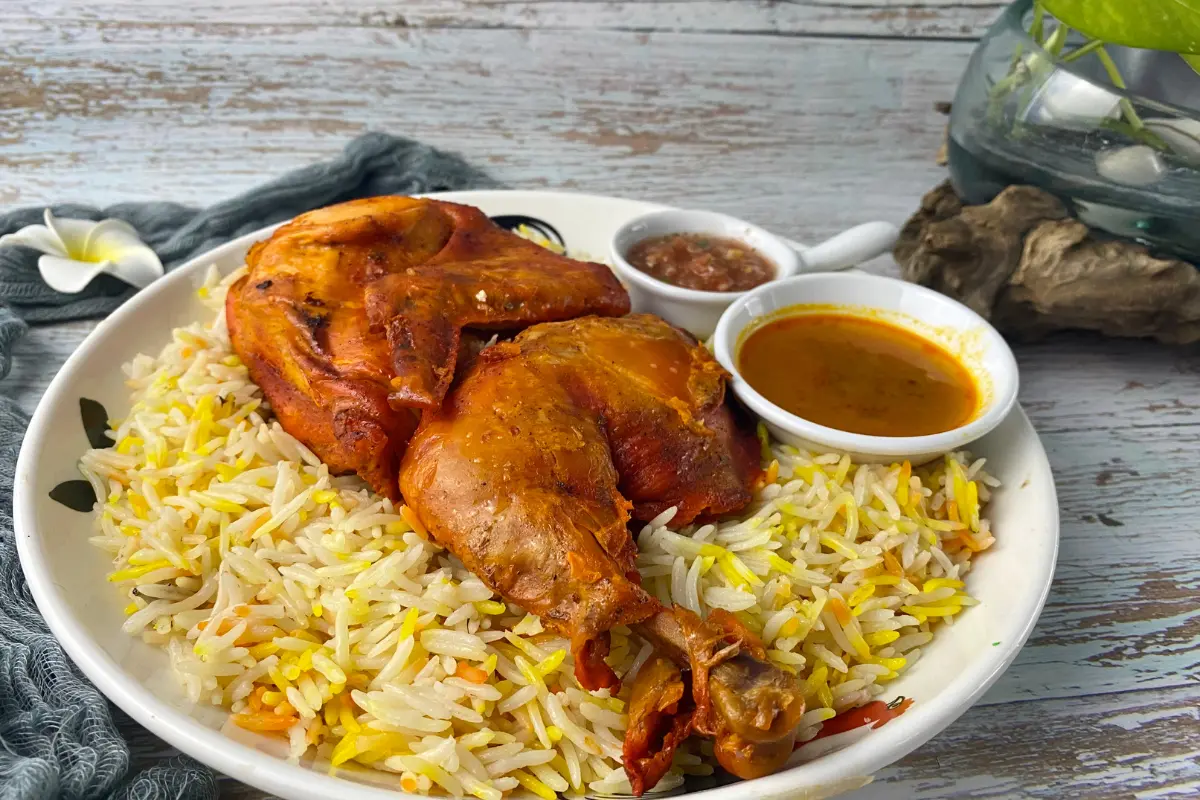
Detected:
[
  {"left": 226, "top": 196, "right": 629, "bottom": 498},
  {"left": 399, "top": 314, "right": 804, "bottom": 792}
]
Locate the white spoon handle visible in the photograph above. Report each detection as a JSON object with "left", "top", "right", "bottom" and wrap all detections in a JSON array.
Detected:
[{"left": 788, "top": 221, "right": 900, "bottom": 273}]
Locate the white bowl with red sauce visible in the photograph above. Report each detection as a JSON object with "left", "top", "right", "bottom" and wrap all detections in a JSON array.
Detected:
[
  {"left": 610, "top": 209, "right": 800, "bottom": 339},
  {"left": 609, "top": 209, "right": 898, "bottom": 339},
  {"left": 712, "top": 272, "right": 1020, "bottom": 465}
]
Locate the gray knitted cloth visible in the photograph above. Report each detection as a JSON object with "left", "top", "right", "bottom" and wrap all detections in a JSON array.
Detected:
[{"left": 0, "top": 132, "right": 498, "bottom": 800}]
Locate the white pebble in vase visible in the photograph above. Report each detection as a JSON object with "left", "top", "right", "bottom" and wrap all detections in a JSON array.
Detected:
[
  {"left": 1095, "top": 145, "right": 1168, "bottom": 187},
  {"left": 1023, "top": 69, "right": 1121, "bottom": 129},
  {"left": 1144, "top": 118, "right": 1200, "bottom": 166}
]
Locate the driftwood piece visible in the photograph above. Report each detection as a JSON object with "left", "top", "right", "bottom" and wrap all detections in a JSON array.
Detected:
[{"left": 895, "top": 181, "right": 1200, "bottom": 344}]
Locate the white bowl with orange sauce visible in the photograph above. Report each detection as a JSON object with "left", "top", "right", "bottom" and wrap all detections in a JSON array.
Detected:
[{"left": 712, "top": 272, "right": 1020, "bottom": 465}]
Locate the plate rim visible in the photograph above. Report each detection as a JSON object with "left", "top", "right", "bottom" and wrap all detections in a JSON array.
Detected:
[{"left": 13, "top": 188, "right": 1059, "bottom": 800}]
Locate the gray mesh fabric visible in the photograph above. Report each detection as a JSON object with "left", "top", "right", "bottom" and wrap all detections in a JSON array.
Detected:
[{"left": 0, "top": 133, "right": 496, "bottom": 798}]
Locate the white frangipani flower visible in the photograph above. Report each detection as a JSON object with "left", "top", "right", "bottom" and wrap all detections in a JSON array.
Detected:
[{"left": 0, "top": 209, "right": 163, "bottom": 293}]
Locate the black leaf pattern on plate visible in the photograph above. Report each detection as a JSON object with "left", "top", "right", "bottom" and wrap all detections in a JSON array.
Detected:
[
  {"left": 490, "top": 215, "right": 566, "bottom": 250},
  {"left": 49, "top": 479, "right": 97, "bottom": 512},
  {"left": 80, "top": 397, "right": 115, "bottom": 449},
  {"left": 49, "top": 397, "right": 113, "bottom": 511}
]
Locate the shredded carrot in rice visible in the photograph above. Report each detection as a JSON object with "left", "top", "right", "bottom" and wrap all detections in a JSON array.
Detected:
[
  {"left": 828, "top": 596, "right": 852, "bottom": 626},
  {"left": 232, "top": 711, "right": 298, "bottom": 732},
  {"left": 455, "top": 662, "right": 489, "bottom": 684},
  {"left": 958, "top": 530, "right": 985, "bottom": 552}
]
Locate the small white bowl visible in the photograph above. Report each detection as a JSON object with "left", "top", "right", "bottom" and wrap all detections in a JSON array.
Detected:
[
  {"left": 610, "top": 210, "right": 901, "bottom": 339},
  {"left": 610, "top": 209, "right": 801, "bottom": 339},
  {"left": 712, "top": 272, "right": 1020, "bottom": 464}
]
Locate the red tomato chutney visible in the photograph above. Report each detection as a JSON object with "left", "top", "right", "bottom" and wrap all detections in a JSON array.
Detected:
[{"left": 625, "top": 233, "right": 776, "bottom": 292}]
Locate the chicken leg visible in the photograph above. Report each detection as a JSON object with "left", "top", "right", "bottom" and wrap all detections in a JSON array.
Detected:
[{"left": 399, "top": 314, "right": 802, "bottom": 792}]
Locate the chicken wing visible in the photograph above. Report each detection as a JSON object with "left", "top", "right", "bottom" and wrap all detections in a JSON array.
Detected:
[
  {"left": 399, "top": 314, "right": 802, "bottom": 791},
  {"left": 226, "top": 196, "right": 629, "bottom": 498}
]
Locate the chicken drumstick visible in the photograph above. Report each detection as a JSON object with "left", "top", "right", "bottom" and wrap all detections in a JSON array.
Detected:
[{"left": 399, "top": 314, "right": 804, "bottom": 792}]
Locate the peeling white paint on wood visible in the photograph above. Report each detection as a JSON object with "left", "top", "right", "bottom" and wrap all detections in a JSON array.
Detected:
[
  {"left": 0, "top": 18, "right": 972, "bottom": 237},
  {"left": 2, "top": 2, "right": 1197, "bottom": 798},
  {"left": 1137, "top": 780, "right": 1200, "bottom": 799},
  {"left": 2, "top": 1, "right": 1008, "bottom": 39},
  {"left": 859, "top": 685, "right": 1200, "bottom": 799},
  {"left": 1103, "top": 705, "right": 1200, "bottom": 732},
  {"left": 990, "top": 597, "right": 1200, "bottom": 702}
]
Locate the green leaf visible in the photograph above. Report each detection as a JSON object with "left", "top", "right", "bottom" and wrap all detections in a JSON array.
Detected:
[
  {"left": 1039, "top": 0, "right": 1200, "bottom": 54},
  {"left": 1184, "top": 52, "right": 1200, "bottom": 75}
]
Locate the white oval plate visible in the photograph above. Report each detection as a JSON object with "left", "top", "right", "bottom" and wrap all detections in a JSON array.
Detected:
[{"left": 13, "top": 190, "right": 1058, "bottom": 800}]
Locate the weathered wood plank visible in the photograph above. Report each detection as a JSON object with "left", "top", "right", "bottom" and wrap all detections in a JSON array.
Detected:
[
  {"left": 0, "top": 20, "right": 969, "bottom": 238},
  {"left": 862, "top": 683, "right": 1200, "bottom": 799},
  {"left": 1014, "top": 334, "right": 1200, "bottom": 434},
  {"left": 2, "top": 1, "right": 1008, "bottom": 39},
  {"left": 991, "top": 591, "right": 1200, "bottom": 703}
]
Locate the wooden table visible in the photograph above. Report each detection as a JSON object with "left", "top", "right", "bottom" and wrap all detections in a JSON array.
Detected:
[{"left": 3, "top": 2, "right": 1198, "bottom": 797}]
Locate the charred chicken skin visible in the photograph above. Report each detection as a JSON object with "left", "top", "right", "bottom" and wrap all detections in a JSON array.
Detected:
[
  {"left": 226, "top": 196, "right": 629, "bottom": 498},
  {"left": 399, "top": 314, "right": 804, "bottom": 793}
]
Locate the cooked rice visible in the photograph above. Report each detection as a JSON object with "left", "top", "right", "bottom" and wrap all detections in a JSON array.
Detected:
[{"left": 82, "top": 261, "right": 995, "bottom": 798}]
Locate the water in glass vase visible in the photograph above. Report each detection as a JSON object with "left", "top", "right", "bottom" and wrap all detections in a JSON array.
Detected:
[
  {"left": 949, "top": 119, "right": 1200, "bottom": 262},
  {"left": 947, "top": 2, "right": 1200, "bottom": 263}
]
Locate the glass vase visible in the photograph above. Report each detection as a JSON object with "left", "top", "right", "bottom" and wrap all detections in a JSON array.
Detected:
[{"left": 948, "top": 0, "right": 1200, "bottom": 261}]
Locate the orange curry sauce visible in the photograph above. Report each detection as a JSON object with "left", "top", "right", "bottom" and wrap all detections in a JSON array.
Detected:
[{"left": 738, "top": 312, "right": 978, "bottom": 437}]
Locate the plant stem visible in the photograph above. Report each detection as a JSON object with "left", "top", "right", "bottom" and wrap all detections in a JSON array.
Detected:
[
  {"left": 1096, "top": 46, "right": 1145, "bottom": 132},
  {"left": 1061, "top": 39, "right": 1104, "bottom": 63},
  {"left": 1043, "top": 22, "right": 1070, "bottom": 57},
  {"left": 1095, "top": 47, "right": 1129, "bottom": 90},
  {"left": 1030, "top": 2, "right": 1046, "bottom": 44}
]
